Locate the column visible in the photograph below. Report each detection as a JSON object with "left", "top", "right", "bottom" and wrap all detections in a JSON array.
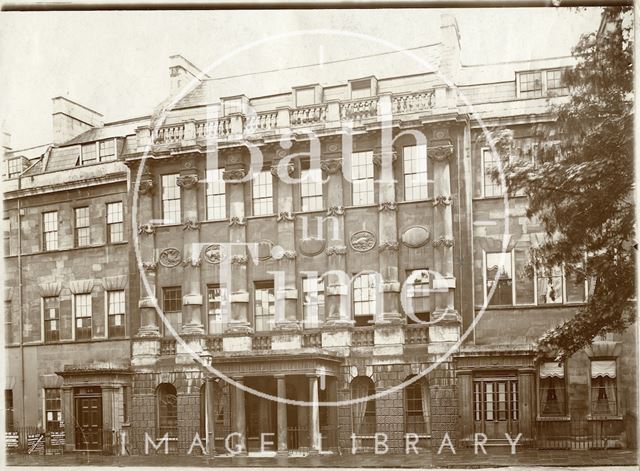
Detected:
[
  {"left": 132, "top": 164, "right": 161, "bottom": 366},
  {"left": 320, "top": 141, "right": 353, "bottom": 351},
  {"left": 427, "top": 128, "right": 461, "bottom": 344},
  {"left": 276, "top": 375, "right": 288, "bottom": 456},
  {"left": 61, "top": 386, "right": 74, "bottom": 452},
  {"left": 177, "top": 167, "right": 204, "bottom": 334},
  {"left": 205, "top": 379, "right": 217, "bottom": 455},
  {"left": 518, "top": 368, "right": 536, "bottom": 445},
  {"left": 232, "top": 378, "right": 247, "bottom": 455},
  {"left": 456, "top": 370, "right": 474, "bottom": 443},
  {"left": 307, "top": 375, "right": 321, "bottom": 455},
  {"left": 222, "top": 154, "right": 252, "bottom": 351}
]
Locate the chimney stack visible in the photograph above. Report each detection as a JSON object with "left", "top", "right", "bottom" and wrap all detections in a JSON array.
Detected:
[
  {"left": 52, "top": 97, "right": 103, "bottom": 146},
  {"left": 169, "top": 55, "right": 209, "bottom": 95}
]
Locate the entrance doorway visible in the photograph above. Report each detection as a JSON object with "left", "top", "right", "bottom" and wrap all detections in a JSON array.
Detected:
[
  {"left": 473, "top": 376, "right": 520, "bottom": 440},
  {"left": 245, "top": 377, "right": 277, "bottom": 452},
  {"left": 74, "top": 386, "right": 103, "bottom": 450}
]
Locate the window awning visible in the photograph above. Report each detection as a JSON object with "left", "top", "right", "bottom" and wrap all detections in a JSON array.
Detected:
[
  {"left": 540, "top": 362, "right": 564, "bottom": 378},
  {"left": 591, "top": 360, "right": 617, "bottom": 378}
]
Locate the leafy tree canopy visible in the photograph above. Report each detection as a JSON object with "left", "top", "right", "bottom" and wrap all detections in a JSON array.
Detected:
[{"left": 494, "top": 6, "right": 634, "bottom": 361}]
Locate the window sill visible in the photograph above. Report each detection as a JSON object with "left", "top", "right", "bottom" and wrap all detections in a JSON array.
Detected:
[
  {"left": 473, "top": 194, "right": 528, "bottom": 201},
  {"left": 12, "top": 336, "right": 131, "bottom": 347},
  {"left": 587, "top": 415, "right": 623, "bottom": 421},
  {"left": 246, "top": 214, "right": 276, "bottom": 220},
  {"left": 537, "top": 416, "right": 571, "bottom": 422},
  {"left": 475, "top": 303, "right": 586, "bottom": 311}
]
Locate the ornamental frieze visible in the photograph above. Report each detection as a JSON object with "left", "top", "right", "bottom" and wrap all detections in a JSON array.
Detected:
[
  {"left": 183, "top": 218, "right": 200, "bottom": 231},
  {"left": 433, "top": 195, "right": 453, "bottom": 207},
  {"left": 372, "top": 149, "right": 398, "bottom": 167},
  {"left": 320, "top": 159, "right": 342, "bottom": 174},
  {"left": 182, "top": 256, "right": 201, "bottom": 267},
  {"left": 432, "top": 236, "right": 455, "bottom": 248},
  {"left": 231, "top": 255, "right": 248, "bottom": 265},
  {"left": 223, "top": 169, "right": 247, "bottom": 182},
  {"left": 176, "top": 174, "right": 199, "bottom": 189},
  {"left": 276, "top": 211, "right": 295, "bottom": 222},
  {"left": 378, "top": 201, "right": 397, "bottom": 212},
  {"left": 326, "top": 206, "right": 344, "bottom": 216},
  {"left": 159, "top": 248, "right": 182, "bottom": 268},
  {"left": 229, "top": 217, "right": 246, "bottom": 227},
  {"left": 138, "top": 223, "right": 155, "bottom": 235},
  {"left": 142, "top": 262, "right": 157, "bottom": 272},
  {"left": 350, "top": 230, "right": 376, "bottom": 252},
  {"left": 427, "top": 144, "right": 454, "bottom": 162},
  {"left": 326, "top": 245, "right": 347, "bottom": 256}
]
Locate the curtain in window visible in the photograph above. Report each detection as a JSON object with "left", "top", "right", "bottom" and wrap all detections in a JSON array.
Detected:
[
  {"left": 351, "top": 379, "right": 370, "bottom": 435},
  {"left": 420, "top": 379, "right": 431, "bottom": 435}
]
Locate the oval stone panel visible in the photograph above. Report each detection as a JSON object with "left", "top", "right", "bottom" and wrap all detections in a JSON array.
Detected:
[{"left": 401, "top": 225, "right": 430, "bottom": 248}]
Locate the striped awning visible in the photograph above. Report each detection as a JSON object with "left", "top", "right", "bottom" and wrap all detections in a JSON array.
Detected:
[
  {"left": 591, "top": 360, "right": 617, "bottom": 378},
  {"left": 539, "top": 362, "right": 564, "bottom": 378}
]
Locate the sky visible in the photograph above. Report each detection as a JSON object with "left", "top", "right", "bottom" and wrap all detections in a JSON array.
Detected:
[{"left": 0, "top": 7, "right": 602, "bottom": 151}]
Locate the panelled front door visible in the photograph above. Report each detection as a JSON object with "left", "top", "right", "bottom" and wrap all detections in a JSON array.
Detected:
[
  {"left": 74, "top": 387, "right": 103, "bottom": 450},
  {"left": 473, "top": 376, "right": 519, "bottom": 440}
]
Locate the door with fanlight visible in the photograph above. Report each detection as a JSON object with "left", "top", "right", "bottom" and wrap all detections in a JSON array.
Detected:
[
  {"left": 74, "top": 387, "right": 103, "bottom": 450},
  {"left": 473, "top": 376, "right": 520, "bottom": 440}
]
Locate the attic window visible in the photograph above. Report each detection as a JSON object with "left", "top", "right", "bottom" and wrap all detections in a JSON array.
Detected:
[
  {"left": 99, "top": 139, "right": 116, "bottom": 162},
  {"left": 7, "top": 158, "right": 22, "bottom": 178},
  {"left": 80, "top": 143, "right": 96, "bottom": 165},
  {"left": 519, "top": 72, "right": 543, "bottom": 98},
  {"left": 351, "top": 79, "right": 371, "bottom": 99}
]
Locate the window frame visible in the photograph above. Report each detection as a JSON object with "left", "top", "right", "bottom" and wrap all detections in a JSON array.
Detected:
[
  {"left": 483, "top": 250, "right": 515, "bottom": 307},
  {"left": 350, "top": 150, "right": 375, "bottom": 206},
  {"left": 42, "top": 211, "right": 59, "bottom": 252},
  {"left": 74, "top": 206, "right": 91, "bottom": 248},
  {"left": 107, "top": 289, "right": 126, "bottom": 338},
  {"left": 300, "top": 164, "right": 324, "bottom": 212},
  {"left": 162, "top": 286, "right": 183, "bottom": 337},
  {"left": 73, "top": 293, "right": 92, "bottom": 341},
  {"left": 106, "top": 201, "right": 124, "bottom": 243},
  {"left": 254, "top": 280, "right": 275, "bottom": 332},
  {"left": 205, "top": 168, "right": 227, "bottom": 221},
  {"left": 207, "top": 284, "right": 228, "bottom": 335},
  {"left": 5, "top": 390, "right": 14, "bottom": 431},
  {"left": 537, "top": 362, "right": 568, "bottom": 418},
  {"left": 403, "top": 144, "right": 429, "bottom": 201},
  {"left": 98, "top": 138, "right": 117, "bottom": 162},
  {"left": 480, "top": 147, "right": 507, "bottom": 198},
  {"left": 80, "top": 142, "right": 97, "bottom": 165},
  {"left": 44, "top": 388, "right": 63, "bottom": 431},
  {"left": 43, "top": 296, "right": 61, "bottom": 343},
  {"left": 352, "top": 272, "right": 378, "bottom": 326},
  {"left": 161, "top": 174, "right": 182, "bottom": 225},
  {"left": 302, "top": 276, "right": 325, "bottom": 328},
  {"left": 589, "top": 358, "right": 619, "bottom": 417},
  {"left": 251, "top": 169, "right": 274, "bottom": 216}
]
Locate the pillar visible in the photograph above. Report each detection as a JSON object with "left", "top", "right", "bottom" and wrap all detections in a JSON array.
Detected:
[
  {"left": 308, "top": 375, "right": 321, "bottom": 455},
  {"left": 232, "top": 378, "right": 247, "bottom": 455},
  {"left": 61, "top": 386, "right": 74, "bottom": 452},
  {"left": 205, "top": 379, "right": 216, "bottom": 455},
  {"left": 223, "top": 154, "right": 252, "bottom": 338},
  {"left": 518, "top": 368, "right": 536, "bottom": 445},
  {"left": 276, "top": 375, "right": 288, "bottom": 456},
  {"left": 457, "top": 369, "right": 473, "bottom": 443},
  {"left": 427, "top": 128, "right": 461, "bottom": 342}
]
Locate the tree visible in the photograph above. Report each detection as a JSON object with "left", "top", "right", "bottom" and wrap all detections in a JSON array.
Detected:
[{"left": 496, "top": 6, "right": 634, "bottom": 361}]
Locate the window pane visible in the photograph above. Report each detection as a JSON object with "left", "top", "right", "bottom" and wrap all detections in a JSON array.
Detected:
[
  {"left": 514, "top": 250, "right": 535, "bottom": 304},
  {"left": 81, "top": 143, "right": 96, "bottom": 164},
  {"left": 519, "top": 71, "right": 543, "bottom": 98},
  {"left": 99, "top": 140, "right": 116, "bottom": 162},
  {"left": 486, "top": 252, "right": 513, "bottom": 305},
  {"left": 254, "top": 282, "right": 275, "bottom": 332},
  {"left": 301, "top": 168, "right": 323, "bottom": 212},
  {"left": 403, "top": 145, "right": 428, "bottom": 201},
  {"left": 162, "top": 175, "right": 181, "bottom": 224},
  {"left": 206, "top": 169, "right": 226, "bottom": 220},
  {"left": 537, "top": 266, "right": 563, "bottom": 304},
  {"left": 351, "top": 151, "right": 374, "bottom": 206},
  {"left": 482, "top": 149, "right": 504, "bottom": 197},
  {"left": 252, "top": 171, "right": 273, "bottom": 216},
  {"left": 42, "top": 211, "right": 58, "bottom": 251}
]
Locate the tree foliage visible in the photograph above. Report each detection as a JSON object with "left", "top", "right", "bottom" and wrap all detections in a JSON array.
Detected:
[{"left": 497, "top": 6, "right": 634, "bottom": 361}]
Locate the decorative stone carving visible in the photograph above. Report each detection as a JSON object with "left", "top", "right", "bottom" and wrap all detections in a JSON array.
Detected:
[
  {"left": 39, "top": 282, "right": 62, "bottom": 298},
  {"left": 320, "top": 159, "right": 342, "bottom": 174},
  {"left": 183, "top": 159, "right": 195, "bottom": 170},
  {"left": 138, "top": 179, "right": 155, "bottom": 195},
  {"left": 176, "top": 174, "right": 199, "bottom": 189},
  {"left": 159, "top": 247, "right": 182, "bottom": 268},
  {"left": 257, "top": 239, "right": 274, "bottom": 261},
  {"left": 372, "top": 149, "right": 398, "bottom": 167},
  {"left": 270, "top": 163, "right": 295, "bottom": 178},
  {"left": 69, "top": 279, "right": 94, "bottom": 295},
  {"left": 229, "top": 217, "right": 246, "bottom": 227},
  {"left": 203, "top": 244, "right": 226, "bottom": 264},
  {"left": 276, "top": 211, "right": 295, "bottom": 222},
  {"left": 433, "top": 195, "right": 453, "bottom": 207},
  {"left": 326, "top": 245, "right": 347, "bottom": 256},
  {"left": 182, "top": 256, "right": 201, "bottom": 267},
  {"left": 401, "top": 225, "right": 431, "bottom": 248},
  {"left": 102, "top": 275, "right": 127, "bottom": 291},
  {"left": 138, "top": 223, "right": 155, "bottom": 235},
  {"left": 182, "top": 218, "right": 199, "bottom": 231},
  {"left": 223, "top": 169, "right": 246, "bottom": 182},
  {"left": 299, "top": 238, "right": 325, "bottom": 257},
  {"left": 231, "top": 255, "right": 248, "bottom": 265},
  {"left": 378, "top": 201, "right": 397, "bottom": 212},
  {"left": 142, "top": 261, "right": 157, "bottom": 272},
  {"left": 432, "top": 236, "right": 455, "bottom": 248},
  {"left": 350, "top": 230, "right": 376, "bottom": 252},
  {"left": 427, "top": 144, "right": 454, "bottom": 161},
  {"left": 282, "top": 250, "right": 297, "bottom": 260},
  {"left": 326, "top": 206, "right": 344, "bottom": 216},
  {"left": 379, "top": 241, "right": 399, "bottom": 252}
]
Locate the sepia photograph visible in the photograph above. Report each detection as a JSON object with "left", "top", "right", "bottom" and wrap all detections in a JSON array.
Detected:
[{"left": 0, "top": 3, "right": 636, "bottom": 470}]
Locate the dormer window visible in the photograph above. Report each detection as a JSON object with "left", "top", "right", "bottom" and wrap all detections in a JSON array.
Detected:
[
  {"left": 99, "top": 139, "right": 116, "bottom": 162},
  {"left": 81, "top": 143, "right": 96, "bottom": 165},
  {"left": 518, "top": 71, "right": 543, "bottom": 98},
  {"left": 518, "top": 68, "right": 569, "bottom": 99},
  {"left": 7, "top": 158, "right": 22, "bottom": 178}
]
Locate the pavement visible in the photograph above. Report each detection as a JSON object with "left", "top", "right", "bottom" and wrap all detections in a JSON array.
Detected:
[{"left": 4, "top": 448, "right": 638, "bottom": 468}]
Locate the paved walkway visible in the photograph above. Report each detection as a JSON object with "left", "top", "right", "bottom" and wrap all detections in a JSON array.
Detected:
[{"left": 5, "top": 448, "right": 637, "bottom": 468}]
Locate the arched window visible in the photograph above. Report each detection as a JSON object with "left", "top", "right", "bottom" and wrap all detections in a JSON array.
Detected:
[
  {"left": 351, "top": 376, "right": 376, "bottom": 438},
  {"left": 404, "top": 375, "right": 430, "bottom": 446},
  {"left": 157, "top": 383, "right": 178, "bottom": 451},
  {"left": 353, "top": 273, "right": 377, "bottom": 326}
]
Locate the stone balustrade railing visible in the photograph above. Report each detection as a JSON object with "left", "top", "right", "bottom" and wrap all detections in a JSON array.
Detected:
[
  {"left": 302, "top": 330, "right": 322, "bottom": 348},
  {"left": 160, "top": 338, "right": 177, "bottom": 356},
  {"left": 351, "top": 326, "right": 375, "bottom": 347},
  {"left": 149, "top": 89, "right": 437, "bottom": 146},
  {"left": 252, "top": 334, "right": 272, "bottom": 351},
  {"left": 205, "top": 336, "right": 223, "bottom": 352},
  {"left": 404, "top": 324, "right": 429, "bottom": 344}
]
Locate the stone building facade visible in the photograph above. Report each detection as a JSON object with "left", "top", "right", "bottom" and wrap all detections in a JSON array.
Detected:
[{"left": 3, "top": 13, "right": 636, "bottom": 455}]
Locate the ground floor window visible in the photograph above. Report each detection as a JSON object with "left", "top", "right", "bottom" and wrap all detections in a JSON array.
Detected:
[
  {"left": 351, "top": 376, "right": 376, "bottom": 437},
  {"left": 404, "top": 376, "right": 430, "bottom": 438},
  {"left": 473, "top": 377, "right": 518, "bottom": 422},
  {"left": 591, "top": 360, "right": 617, "bottom": 416},
  {"left": 5, "top": 390, "right": 13, "bottom": 431},
  {"left": 539, "top": 362, "right": 566, "bottom": 416},
  {"left": 45, "top": 388, "right": 63, "bottom": 430},
  {"left": 157, "top": 383, "right": 178, "bottom": 452}
]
